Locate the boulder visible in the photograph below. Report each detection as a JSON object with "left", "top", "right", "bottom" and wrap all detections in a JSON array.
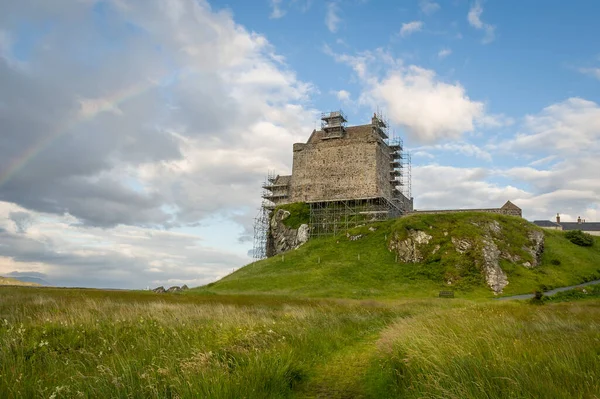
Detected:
[
  {"left": 167, "top": 286, "right": 182, "bottom": 293},
  {"left": 268, "top": 209, "right": 310, "bottom": 256},
  {"left": 181, "top": 284, "right": 189, "bottom": 291},
  {"left": 152, "top": 286, "right": 166, "bottom": 294}
]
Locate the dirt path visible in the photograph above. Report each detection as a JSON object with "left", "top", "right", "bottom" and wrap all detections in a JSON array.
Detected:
[
  {"left": 296, "top": 335, "right": 379, "bottom": 398},
  {"left": 497, "top": 279, "right": 600, "bottom": 300}
]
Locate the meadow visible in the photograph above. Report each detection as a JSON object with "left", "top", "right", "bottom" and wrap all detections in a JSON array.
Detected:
[{"left": 1, "top": 286, "right": 599, "bottom": 398}]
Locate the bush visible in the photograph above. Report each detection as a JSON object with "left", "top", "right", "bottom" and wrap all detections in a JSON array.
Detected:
[
  {"left": 564, "top": 230, "right": 594, "bottom": 247},
  {"left": 275, "top": 202, "right": 310, "bottom": 229}
]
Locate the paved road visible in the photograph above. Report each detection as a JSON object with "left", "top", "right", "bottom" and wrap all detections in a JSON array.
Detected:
[{"left": 496, "top": 279, "right": 600, "bottom": 301}]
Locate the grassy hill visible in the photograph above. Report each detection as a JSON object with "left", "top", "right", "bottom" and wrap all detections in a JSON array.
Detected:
[
  {"left": 0, "top": 276, "right": 41, "bottom": 287},
  {"left": 192, "top": 212, "right": 600, "bottom": 299}
]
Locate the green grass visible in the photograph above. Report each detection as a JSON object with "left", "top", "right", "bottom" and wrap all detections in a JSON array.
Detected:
[
  {"left": 194, "top": 213, "right": 600, "bottom": 299},
  {"left": 275, "top": 202, "right": 310, "bottom": 229},
  {"left": 363, "top": 300, "right": 600, "bottom": 399},
  {"left": 1, "top": 287, "right": 599, "bottom": 398},
  {"left": 544, "top": 283, "right": 600, "bottom": 303}
]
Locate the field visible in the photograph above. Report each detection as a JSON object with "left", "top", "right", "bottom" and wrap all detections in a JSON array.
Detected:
[{"left": 1, "top": 286, "right": 599, "bottom": 398}]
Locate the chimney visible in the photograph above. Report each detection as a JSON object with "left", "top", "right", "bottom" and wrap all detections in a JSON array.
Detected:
[
  {"left": 577, "top": 216, "right": 582, "bottom": 224},
  {"left": 556, "top": 213, "right": 560, "bottom": 224}
]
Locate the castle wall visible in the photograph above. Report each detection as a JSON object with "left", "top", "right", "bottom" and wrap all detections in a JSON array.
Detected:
[
  {"left": 290, "top": 127, "right": 382, "bottom": 202},
  {"left": 375, "top": 141, "right": 394, "bottom": 200},
  {"left": 411, "top": 208, "right": 522, "bottom": 217}
]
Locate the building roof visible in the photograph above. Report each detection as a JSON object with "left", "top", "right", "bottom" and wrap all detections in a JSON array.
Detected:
[
  {"left": 501, "top": 200, "right": 521, "bottom": 211},
  {"left": 532, "top": 220, "right": 561, "bottom": 228},
  {"left": 560, "top": 222, "right": 600, "bottom": 232},
  {"left": 274, "top": 175, "right": 291, "bottom": 186},
  {"left": 532, "top": 220, "right": 600, "bottom": 231}
]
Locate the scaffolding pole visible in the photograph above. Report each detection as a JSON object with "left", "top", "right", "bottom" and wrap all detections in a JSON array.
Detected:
[{"left": 308, "top": 197, "right": 400, "bottom": 238}]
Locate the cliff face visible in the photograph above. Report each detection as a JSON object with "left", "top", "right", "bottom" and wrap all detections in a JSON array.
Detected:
[
  {"left": 387, "top": 218, "right": 544, "bottom": 294},
  {"left": 267, "top": 209, "right": 310, "bottom": 257}
]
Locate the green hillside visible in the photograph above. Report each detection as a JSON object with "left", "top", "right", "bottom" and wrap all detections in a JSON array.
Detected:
[{"left": 192, "top": 213, "right": 600, "bottom": 299}]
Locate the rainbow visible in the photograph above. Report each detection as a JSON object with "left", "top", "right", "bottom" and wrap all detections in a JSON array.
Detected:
[{"left": 0, "top": 79, "right": 156, "bottom": 188}]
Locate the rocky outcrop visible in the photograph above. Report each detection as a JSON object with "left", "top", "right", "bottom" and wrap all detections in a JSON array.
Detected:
[
  {"left": 523, "top": 230, "right": 544, "bottom": 268},
  {"left": 181, "top": 284, "right": 189, "bottom": 291},
  {"left": 452, "top": 237, "right": 472, "bottom": 254},
  {"left": 388, "top": 230, "right": 432, "bottom": 263},
  {"left": 480, "top": 237, "right": 508, "bottom": 294},
  {"left": 152, "top": 286, "right": 166, "bottom": 293},
  {"left": 167, "top": 286, "right": 182, "bottom": 293},
  {"left": 268, "top": 209, "right": 310, "bottom": 256},
  {"left": 387, "top": 221, "right": 545, "bottom": 295}
]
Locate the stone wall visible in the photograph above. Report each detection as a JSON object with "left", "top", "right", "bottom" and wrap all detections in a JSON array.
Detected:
[
  {"left": 375, "top": 140, "right": 394, "bottom": 200},
  {"left": 290, "top": 125, "right": 382, "bottom": 202},
  {"left": 411, "top": 208, "right": 521, "bottom": 217}
]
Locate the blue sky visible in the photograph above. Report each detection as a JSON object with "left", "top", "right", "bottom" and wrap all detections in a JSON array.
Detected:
[{"left": 0, "top": 0, "right": 599, "bottom": 288}]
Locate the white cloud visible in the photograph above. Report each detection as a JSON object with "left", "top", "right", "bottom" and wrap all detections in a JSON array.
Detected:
[
  {"left": 366, "top": 66, "right": 485, "bottom": 143},
  {"left": 419, "top": 0, "right": 440, "bottom": 15},
  {"left": 467, "top": 1, "right": 495, "bottom": 44},
  {"left": 325, "top": 47, "right": 490, "bottom": 143},
  {"left": 502, "top": 98, "right": 600, "bottom": 153},
  {"left": 413, "top": 142, "right": 492, "bottom": 161},
  {"left": 413, "top": 165, "right": 529, "bottom": 211},
  {"left": 334, "top": 89, "right": 351, "bottom": 101},
  {"left": 438, "top": 48, "right": 452, "bottom": 59},
  {"left": 325, "top": 2, "right": 341, "bottom": 33},
  {"left": 0, "top": 0, "right": 318, "bottom": 287},
  {"left": 578, "top": 67, "right": 600, "bottom": 80},
  {"left": 269, "top": 0, "right": 286, "bottom": 19},
  {"left": 400, "top": 21, "right": 423, "bottom": 37}
]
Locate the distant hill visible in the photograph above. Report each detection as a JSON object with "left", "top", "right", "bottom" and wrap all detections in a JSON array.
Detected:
[
  {"left": 191, "top": 213, "right": 600, "bottom": 299},
  {"left": 9, "top": 276, "right": 50, "bottom": 286},
  {"left": 0, "top": 276, "right": 42, "bottom": 287}
]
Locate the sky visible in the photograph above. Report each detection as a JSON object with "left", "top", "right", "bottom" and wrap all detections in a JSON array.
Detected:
[{"left": 0, "top": 0, "right": 599, "bottom": 289}]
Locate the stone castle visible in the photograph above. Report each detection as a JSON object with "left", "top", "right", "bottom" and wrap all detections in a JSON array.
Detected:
[
  {"left": 254, "top": 110, "right": 522, "bottom": 258},
  {"left": 263, "top": 111, "right": 413, "bottom": 213}
]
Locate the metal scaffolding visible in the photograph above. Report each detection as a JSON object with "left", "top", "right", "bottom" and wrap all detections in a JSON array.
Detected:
[
  {"left": 308, "top": 197, "right": 401, "bottom": 238},
  {"left": 252, "top": 172, "right": 276, "bottom": 260},
  {"left": 403, "top": 152, "right": 412, "bottom": 200},
  {"left": 252, "top": 205, "right": 270, "bottom": 260}
]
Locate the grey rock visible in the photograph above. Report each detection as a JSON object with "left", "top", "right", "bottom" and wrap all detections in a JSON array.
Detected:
[
  {"left": 167, "top": 286, "right": 182, "bottom": 293},
  {"left": 152, "top": 286, "right": 166, "bottom": 294},
  {"left": 268, "top": 210, "right": 310, "bottom": 256},
  {"left": 347, "top": 233, "right": 363, "bottom": 241},
  {"left": 452, "top": 237, "right": 472, "bottom": 254},
  {"left": 181, "top": 284, "right": 189, "bottom": 290},
  {"left": 522, "top": 230, "right": 544, "bottom": 267},
  {"left": 388, "top": 230, "right": 432, "bottom": 263},
  {"left": 481, "top": 237, "right": 508, "bottom": 294}
]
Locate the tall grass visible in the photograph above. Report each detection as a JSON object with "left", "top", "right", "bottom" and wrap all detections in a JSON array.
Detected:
[
  {"left": 1, "top": 287, "right": 599, "bottom": 398},
  {"left": 364, "top": 301, "right": 600, "bottom": 399},
  {"left": 0, "top": 287, "right": 408, "bottom": 398}
]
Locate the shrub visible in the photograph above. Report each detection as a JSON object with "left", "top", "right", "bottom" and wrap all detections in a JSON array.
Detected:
[
  {"left": 276, "top": 202, "right": 310, "bottom": 229},
  {"left": 564, "top": 230, "right": 594, "bottom": 247}
]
